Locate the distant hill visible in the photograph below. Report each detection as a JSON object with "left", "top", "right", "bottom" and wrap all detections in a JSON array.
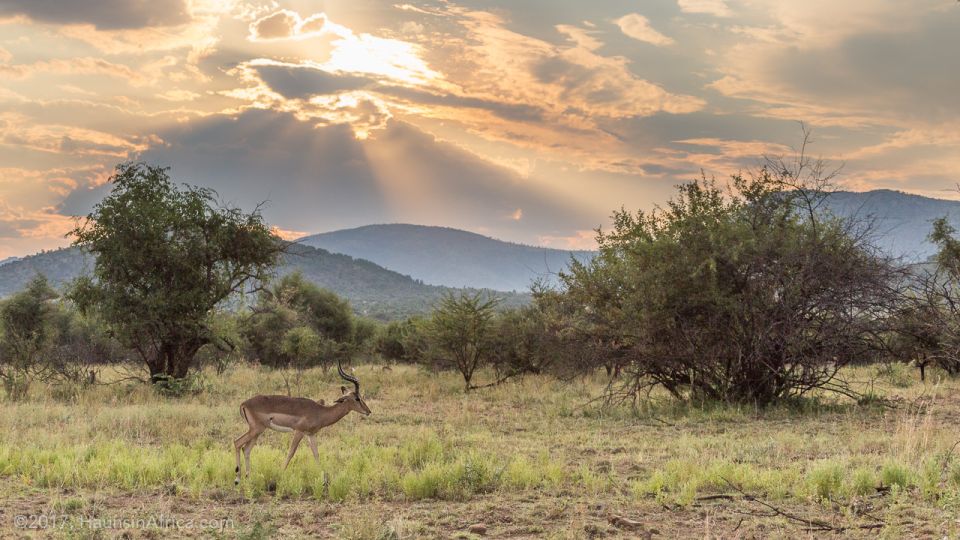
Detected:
[
  {"left": 0, "top": 244, "right": 528, "bottom": 320},
  {"left": 0, "top": 256, "right": 18, "bottom": 266},
  {"left": 298, "top": 224, "right": 596, "bottom": 291},
  {"left": 822, "top": 190, "right": 960, "bottom": 261},
  {"left": 0, "top": 249, "right": 93, "bottom": 295},
  {"left": 4, "top": 189, "right": 958, "bottom": 312}
]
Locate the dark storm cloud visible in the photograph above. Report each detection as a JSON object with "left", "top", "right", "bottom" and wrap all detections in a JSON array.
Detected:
[
  {"left": 252, "top": 64, "right": 374, "bottom": 99},
  {"left": 125, "top": 108, "right": 593, "bottom": 240},
  {"left": 140, "top": 109, "right": 387, "bottom": 233},
  {"left": 0, "top": 0, "right": 189, "bottom": 30}
]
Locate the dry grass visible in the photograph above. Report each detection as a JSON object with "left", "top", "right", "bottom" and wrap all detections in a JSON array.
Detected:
[{"left": 2, "top": 362, "right": 960, "bottom": 537}]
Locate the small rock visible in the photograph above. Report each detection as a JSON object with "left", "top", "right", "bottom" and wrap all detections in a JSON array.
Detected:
[{"left": 468, "top": 523, "right": 487, "bottom": 535}]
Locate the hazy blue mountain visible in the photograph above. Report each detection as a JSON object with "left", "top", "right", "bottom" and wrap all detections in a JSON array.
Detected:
[
  {"left": 3, "top": 189, "right": 957, "bottom": 313},
  {"left": 0, "top": 256, "right": 20, "bottom": 266},
  {"left": 298, "top": 224, "right": 596, "bottom": 291},
  {"left": 0, "top": 244, "right": 527, "bottom": 320},
  {"left": 0, "top": 248, "right": 93, "bottom": 295},
  {"left": 822, "top": 190, "right": 960, "bottom": 262}
]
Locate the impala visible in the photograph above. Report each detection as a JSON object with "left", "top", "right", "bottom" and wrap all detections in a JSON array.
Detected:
[{"left": 233, "top": 361, "right": 372, "bottom": 484}]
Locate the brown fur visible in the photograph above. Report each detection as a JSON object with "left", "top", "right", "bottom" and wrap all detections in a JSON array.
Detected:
[{"left": 233, "top": 390, "right": 371, "bottom": 482}]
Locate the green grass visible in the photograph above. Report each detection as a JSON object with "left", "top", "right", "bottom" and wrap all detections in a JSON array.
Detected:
[{"left": 3, "top": 362, "right": 960, "bottom": 516}]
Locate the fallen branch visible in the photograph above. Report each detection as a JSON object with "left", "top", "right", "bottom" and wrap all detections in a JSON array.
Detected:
[
  {"left": 695, "top": 494, "right": 736, "bottom": 501},
  {"left": 720, "top": 477, "right": 885, "bottom": 533}
]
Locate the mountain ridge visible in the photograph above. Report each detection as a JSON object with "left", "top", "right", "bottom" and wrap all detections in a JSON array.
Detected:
[
  {"left": 4, "top": 189, "right": 960, "bottom": 314},
  {"left": 298, "top": 223, "right": 596, "bottom": 291},
  {"left": 0, "top": 243, "right": 528, "bottom": 320},
  {"left": 821, "top": 189, "right": 960, "bottom": 261}
]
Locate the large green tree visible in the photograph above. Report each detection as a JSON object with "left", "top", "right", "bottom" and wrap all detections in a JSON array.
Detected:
[{"left": 69, "top": 162, "right": 280, "bottom": 382}]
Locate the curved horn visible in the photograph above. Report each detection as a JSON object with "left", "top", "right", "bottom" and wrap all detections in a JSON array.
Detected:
[{"left": 338, "top": 360, "right": 360, "bottom": 395}]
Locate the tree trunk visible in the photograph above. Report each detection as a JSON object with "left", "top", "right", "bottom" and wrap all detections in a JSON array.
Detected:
[{"left": 147, "top": 339, "right": 202, "bottom": 382}]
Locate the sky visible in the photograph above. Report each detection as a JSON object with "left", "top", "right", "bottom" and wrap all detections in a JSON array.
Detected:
[{"left": 0, "top": 0, "right": 958, "bottom": 258}]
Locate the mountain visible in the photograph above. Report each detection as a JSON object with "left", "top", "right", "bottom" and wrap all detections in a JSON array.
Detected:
[
  {"left": 298, "top": 224, "right": 596, "bottom": 291},
  {"left": 0, "top": 256, "right": 19, "bottom": 266},
  {"left": 822, "top": 190, "right": 960, "bottom": 262},
  {"left": 0, "top": 248, "right": 93, "bottom": 296},
  {"left": 0, "top": 244, "right": 528, "bottom": 320}
]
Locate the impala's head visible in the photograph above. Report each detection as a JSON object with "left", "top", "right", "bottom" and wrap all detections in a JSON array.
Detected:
[{"left": 337, "top": 361, "right": 371, "bottom": 416}]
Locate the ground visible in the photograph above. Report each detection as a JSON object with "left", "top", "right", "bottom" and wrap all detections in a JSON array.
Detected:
[{"left": 1, "top": 363, "right": 959, "bottom": 538}]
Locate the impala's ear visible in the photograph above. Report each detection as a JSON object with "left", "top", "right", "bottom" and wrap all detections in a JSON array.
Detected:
[{"left": 341, "top": 385, "right": 347, "bottom": 395}]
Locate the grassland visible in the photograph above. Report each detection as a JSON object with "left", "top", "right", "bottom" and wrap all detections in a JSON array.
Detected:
[{"left": 2, "top": 362, "right": 960, "bottom": 538}]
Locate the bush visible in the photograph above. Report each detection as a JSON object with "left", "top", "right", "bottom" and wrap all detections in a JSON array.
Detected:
[
  {"left": 242, "top": 272, "right": 354, "bottom": 372},
  {"left": 0, "top": 276, "right": 58, "bottom": 399},
  {"left": 559, "top": 166, "right": 900, "bottom": 405},
  {"left": 423, "top": 292, "right": 498, "bottom": 390}
]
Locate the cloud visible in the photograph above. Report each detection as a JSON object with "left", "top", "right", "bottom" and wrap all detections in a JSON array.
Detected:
[
  {"left": 537, "top": 229, "right": 597, "bottom": 250},
  {"left": 248, "top": 9, "right": 327, "bottom": 41},
  {"left": 133, "top": 109, "right": 593, "bottom": 242},
  {"left": 376, "top": 85, "right": 545, "bottom": 123},
  {"left": 709, "top": 4, "right": 960, "bottom": 126},
  {"left": 0, "top": 0, "right": 190, "bottom": 30},
  {"left": 615, "top": 13, "right": 674, "bottom": 46},
  {"left": 250, "top": 62, "right": 374, "bottom": 98},
  {"left": 677, "top": 0, "right": 732, "bottom": 17},
  {"left": 0, "top": 57, "right": 147, "bottom": 83},
  {"left": 397, "top": 8, "right": 702, "bottom": 173}
]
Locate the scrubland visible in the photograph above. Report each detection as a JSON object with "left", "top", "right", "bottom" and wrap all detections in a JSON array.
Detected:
[{"left": 2, "top": 363, "right": 960, "bottom": 538}]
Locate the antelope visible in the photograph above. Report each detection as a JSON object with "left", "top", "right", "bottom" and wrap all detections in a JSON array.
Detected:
[{"left": 233, "top": 361, "right": 372, "bottom": 484}]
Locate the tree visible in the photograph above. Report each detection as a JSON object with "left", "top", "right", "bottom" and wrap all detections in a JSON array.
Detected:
[
  {"left": 486, "top": 296, "right": 581, "bottom": 381},
  {"left": 69, "top": 162, "right": 280, "bottom": 382},
  {"left": 891, "top": 217, "right": 960, "bottom": 379},
  {"left": 376, "top": 320, "right": 407, "bottom": 362},
  {"left": 426, "top": 292, "right": 498, "bottom": 390},
  {"left": 376, "top": 317, "right": 430, "bottom": 364},
  {"left": 242, "top": 272, "right": 354, "bottom": 375},
  {"left": 560, "top": 166, "right": 901, "bottom": 406},
  {"left": 0, "top": 276, "right": 58, "bottom": 399}
]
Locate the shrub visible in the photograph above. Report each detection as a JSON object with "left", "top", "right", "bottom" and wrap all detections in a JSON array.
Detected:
[
  {"left": 242, "top": 272, "right": 354, "bottom": 374},
  {"left": 558, "top": 164, "right": 900, "bottom": 405}
]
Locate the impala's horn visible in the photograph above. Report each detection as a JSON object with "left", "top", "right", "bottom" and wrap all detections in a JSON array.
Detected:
[{"left": 338, "top": 360, "right": 360, "bottom": 396}]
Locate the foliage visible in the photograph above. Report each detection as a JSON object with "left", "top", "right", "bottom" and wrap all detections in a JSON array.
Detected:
[
  {"left": 0, "top": 276, "right": 58, "bottom": 399},
  {"left": 425, "top": 292, "right": 498, "bottom": 390},
  {"left": 376, "top": 320, "right": 408, "bottom": 362},
  {"left": 242, "top": 272, "right": 354, "bottom": 377},
  {"left": 486, "top": 295, "right": 581, "bottom": 380},
  {"left": 559, "top": 168, "right": 901, "bottom": 405},
  {"left": 351, "top": 317, "right": 379, "bottom": 354},
  {"left": 68, "top": 162, "right": 280, "bottom": 382},
  {"left": 193, "top": 312, "right": 245, "bottom": 375},
  {"left": 891, "top": 218, "right": 960, "bottom": 378}
]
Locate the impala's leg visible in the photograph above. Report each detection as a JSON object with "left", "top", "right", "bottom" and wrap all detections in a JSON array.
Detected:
[
  {"left": 307, "top": 435, "right": 320, "bottom": 464},
  {"left": 243, "top": 429, "right": 264, "bottom": 478},
  {"left": 282, "top": 431, "right": 305, "bottom": 470},
  {"left": 234, "top": 429, "right": 256, "bottom": 484}
]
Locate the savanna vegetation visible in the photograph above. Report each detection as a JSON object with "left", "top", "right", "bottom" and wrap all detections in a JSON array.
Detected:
[
  {"left": 2, "top": 364, "right": 960, "bottom": 537},
  {"left": 6, "top": 152, "right": 960, "bottom": 537}
]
